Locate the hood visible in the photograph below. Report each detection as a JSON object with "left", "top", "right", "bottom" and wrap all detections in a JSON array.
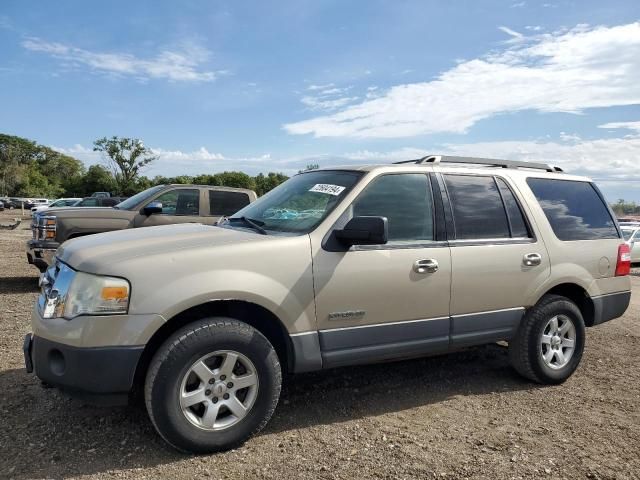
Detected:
[
  {"left": 57, "top": 223, "right": 271, "bottom": 273},
  {"left": 42, "top": 206, "right": 127, "bottom": 218}
]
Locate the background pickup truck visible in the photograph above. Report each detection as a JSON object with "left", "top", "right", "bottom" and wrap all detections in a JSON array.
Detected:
[{"left": 27, "top": 184, "right": 257, "bottom": 271}]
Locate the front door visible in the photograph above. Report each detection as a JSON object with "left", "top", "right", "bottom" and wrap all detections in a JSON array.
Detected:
[
  {"left": 311, "top": 173, "right": 452, "bottom": 368},
  {"left": 441, "top": 173, "right": 551, "bottom": 347},
  {"left": 134, "top": 188, "right": 204, "bottom": 227}
]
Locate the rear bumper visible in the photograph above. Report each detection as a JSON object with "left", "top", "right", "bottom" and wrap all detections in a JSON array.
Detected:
[
  {"left": 591, "top": 291, "right": 631, "bottom": 326},
  {"left": 26, "top": 240, "right": 59, "bottom": 272},
  {"left": 24, "top": 333, "right": 143, "bottom": 406}
]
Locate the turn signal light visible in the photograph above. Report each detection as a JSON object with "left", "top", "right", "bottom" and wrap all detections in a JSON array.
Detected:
[
  {"left": 615, "top": 244, "right": 631, "bottom": 276},
  {"left": 101, "top": 286, "right": 129, "bottom": 301}
]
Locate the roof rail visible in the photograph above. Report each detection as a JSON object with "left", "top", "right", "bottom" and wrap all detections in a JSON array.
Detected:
[{"left": 393, "top": 155, "right": 563, "bottom": 173}]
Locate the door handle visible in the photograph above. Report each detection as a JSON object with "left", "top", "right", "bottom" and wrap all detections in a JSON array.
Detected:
[
  {"left": 523, "top": 253, "right": 542, "bottom": 266},
  {"left": 413, "top": 259, "right": 439, "bottom": 274}
]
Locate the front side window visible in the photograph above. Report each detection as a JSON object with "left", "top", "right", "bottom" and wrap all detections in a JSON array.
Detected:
[
  {"left": 351, "top": 173, "right": 434, "bottom": 242},
  {"left": 116, "top": 185, "right": 165, "bottom": 210},
  {"left": 527, "top": 178, "right": 619, "bottom": 241},
  {"left": 209, "top": 190, "right": 251, "bottom": 216},
  {"left": 444, "top": 175, "right": 511, "bottom": 239},
  {"left": 153, "top": 189, "right": 200, "bottom": 216},
  {"left": 229, "top": 170, "right": 362, "bottom": 234},
  {"left": 79, "top": 198, "right": 97, "bottom": 207}
]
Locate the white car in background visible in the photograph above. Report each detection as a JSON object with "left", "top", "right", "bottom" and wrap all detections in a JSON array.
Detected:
[
  {"left": 621, "top": 224, "right": 640, "bottom": 264},
  {"left": 31, "top": 198, "right": 81, "bottom": 216}
]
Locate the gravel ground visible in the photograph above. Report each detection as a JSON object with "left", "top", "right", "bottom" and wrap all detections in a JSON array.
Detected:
[{"left": 1, "top": 208, "right": 639, "bottom": 480}]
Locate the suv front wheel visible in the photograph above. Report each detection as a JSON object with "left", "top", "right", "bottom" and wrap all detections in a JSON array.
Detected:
[
  {"left": 144, "top": 317, "right": 282, "bottom": 453},
  {"left": 509, "top": 294, "right": 586, "bottom": 384}
]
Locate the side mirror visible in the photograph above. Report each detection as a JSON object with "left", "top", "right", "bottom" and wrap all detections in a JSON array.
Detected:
[
  {"left": 142, "top": 201, "right": 163, "bottom": 216},
  {"left": 335, "top": 216, "right": 388, "bottom": 246}
]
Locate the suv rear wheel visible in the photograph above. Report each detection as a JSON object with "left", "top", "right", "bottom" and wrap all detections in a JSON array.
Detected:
[
  {"left": 509, "top": 294, "right": 585, "bottom": 384},
  {"left": 144, "top": 317, "right": 282, "bottom": 453}
]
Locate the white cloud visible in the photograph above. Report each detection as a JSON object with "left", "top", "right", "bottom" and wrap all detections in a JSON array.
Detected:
[
  {"left": 511, "top": 1, "right": 526, "bottom": 7},
  {"left": 307, "top": 83, "right": 335, "bottom": 91},
  {"left": 22, "top": 37, "right": 220, "bottom": 82},
  {"left": 284, "top": 22, "right": 640, "bottom": 138},
  {"left": 51, "top": 124, "right": 640, "bottom": 190},
  {"left": 498, "top": 26, "right": 524, "bottom": 39},
  {"left": 598, "top": 121, "right": 640, "bottom": 132},
  {"left": 299, "top": 83, "right": 357, "bottom": 111},
  {"left": 300, "top": 95, "right": 359, "bottom": 111}
]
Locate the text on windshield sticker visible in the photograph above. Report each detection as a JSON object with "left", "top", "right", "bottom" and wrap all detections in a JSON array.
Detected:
[{"left": 309, "top": 184, "right": 346, "bottom": 196}]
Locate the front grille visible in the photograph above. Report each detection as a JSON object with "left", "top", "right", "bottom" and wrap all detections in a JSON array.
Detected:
[{"left": 38, "top": 259, "right": 74, "bottom": 319}]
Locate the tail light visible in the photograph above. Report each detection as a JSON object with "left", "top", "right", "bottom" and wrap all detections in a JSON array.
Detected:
[{"left": 615, "top": 244, "right": 631, "bottom": 276}]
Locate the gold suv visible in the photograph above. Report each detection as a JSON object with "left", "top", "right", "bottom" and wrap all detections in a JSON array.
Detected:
[{"left": 24, "top": 155, "right": 632, "bottom": 453}]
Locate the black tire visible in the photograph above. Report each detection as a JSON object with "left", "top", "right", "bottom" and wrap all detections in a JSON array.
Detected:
[
  {"left": 144, "top": 317, "right": 281, "bottom": 453},
  {"left": 509, "top": 294, "right": 585, "bottom": 384}
]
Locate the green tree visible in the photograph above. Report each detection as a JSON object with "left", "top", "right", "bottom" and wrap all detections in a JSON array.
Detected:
[
  {"left": 211, "top": 171, "right": 256, "bottom": 190},
  {"left": 0, "top": 133, "right": 84, "bottom": 197},
  {"left": 83, "top": 165, "right": 117, "bottom": 196},
  {"left": 93, "top": 136, "right": 157, "bottom": 195},
  {"left": 255, "top": 172, "right": 288, "bottom": 196}
]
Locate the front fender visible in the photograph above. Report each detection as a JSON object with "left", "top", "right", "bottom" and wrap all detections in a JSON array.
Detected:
[{"left": 130, "top": 267, "right": 316, "bottom": 334}]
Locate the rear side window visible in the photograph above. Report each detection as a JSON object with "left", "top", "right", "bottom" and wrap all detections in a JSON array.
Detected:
[
  {"left": 444, "top": 175, "right": 510, "bottom": 239},
  {"left": 209, "top": 190, "right": 251, "bottom": 216},
  {"left": 527, "top": 178, "right": 618, "bottom": 241},
  {"left": 496, "top": 178, "right": 530, "bottom": 238}
]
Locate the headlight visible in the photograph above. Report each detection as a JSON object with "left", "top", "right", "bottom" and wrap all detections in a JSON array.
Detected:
[{"left": 63, "top": 272, "right": 130, "bottom": 318}]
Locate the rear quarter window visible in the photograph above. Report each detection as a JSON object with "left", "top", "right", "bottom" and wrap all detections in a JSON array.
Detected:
[
  {"left": 527, "top": 178, "right": 619, "bottom": 241},
  {"left": 209, "top": 190, "right": 251, "bottom": 216}
]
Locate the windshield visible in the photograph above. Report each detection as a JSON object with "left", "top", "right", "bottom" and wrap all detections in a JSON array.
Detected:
[
  {"left": 228, "top": 170, "right": 362, "bottom": 234},
  {"left": 622, "top": 229, "right": 634, "bottom": 240},
  {"left": 116, "top": 185, "right": 165, "bottom": 210}
]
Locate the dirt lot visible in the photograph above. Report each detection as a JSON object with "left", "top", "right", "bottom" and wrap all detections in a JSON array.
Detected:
[{"left": 0, "top": 208, "right": 639, "bottom": 480}]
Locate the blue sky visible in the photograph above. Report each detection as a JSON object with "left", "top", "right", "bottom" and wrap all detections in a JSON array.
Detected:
[{"left": 1, "top": 0, "right": 639, "bottom": 200}]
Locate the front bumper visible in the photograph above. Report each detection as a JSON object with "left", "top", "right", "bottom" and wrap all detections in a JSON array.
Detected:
[
  {"left": 26, "top": 240, "right": 59, "bottom": 272},
  {"left": 24, "top": 333, "right": 143, "bottom": 405}
]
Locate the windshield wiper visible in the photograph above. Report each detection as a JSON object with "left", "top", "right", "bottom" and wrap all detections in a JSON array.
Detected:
[{"left": 228, "top": 216, "right": 268, "bottom": 235}]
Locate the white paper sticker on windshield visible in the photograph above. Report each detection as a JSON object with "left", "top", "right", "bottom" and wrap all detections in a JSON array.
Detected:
[{"left": 309, "top": 184, "right": 346, "bottom": 196}]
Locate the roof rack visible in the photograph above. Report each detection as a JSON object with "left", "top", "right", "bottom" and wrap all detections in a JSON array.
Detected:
[{"left": 393, "top": 155, "right": 563, "bottom": 173}]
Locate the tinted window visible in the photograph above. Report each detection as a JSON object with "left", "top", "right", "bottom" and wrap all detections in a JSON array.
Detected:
[
  {"left": 153, "top": 189, "right": 200, "bottom": 216},
  {"left": 527, "top": 178, "right": 619, "bottom": 241},
  {"left": 209, "top": 191, "right": 251, "bottom": 216},
  {"left": 444, "top": 175, "right": 510, "bottom": 239},
  {"left": 79, "top": 198, "right": 97, "bottom": 206},
  {"left": 622, "top": 229, "right": 633, "bottom": 240},
  {"left": 116, "top": 185, "right": 165, "bottom": 210},
  {"left": 352, "top": 174, "right": 433, "bottom": 242},
  {"left": 496, "top": 178, "right": 530, "bottom": 238}
]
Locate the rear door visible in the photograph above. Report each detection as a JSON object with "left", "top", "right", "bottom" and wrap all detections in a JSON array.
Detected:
[
  {"left": 441, "top": 173, "right": 551, "bottom": 347},
  {"left": 134, "top": 188, "right": 204, "bottom": 227}
]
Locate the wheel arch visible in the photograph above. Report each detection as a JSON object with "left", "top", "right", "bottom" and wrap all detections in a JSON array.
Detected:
[
  {"left": 537, "top": 282, "right": 595, "bottom": 327},
  {"left": 131, "top": 299, "right": 295, "bottom": 396}
]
